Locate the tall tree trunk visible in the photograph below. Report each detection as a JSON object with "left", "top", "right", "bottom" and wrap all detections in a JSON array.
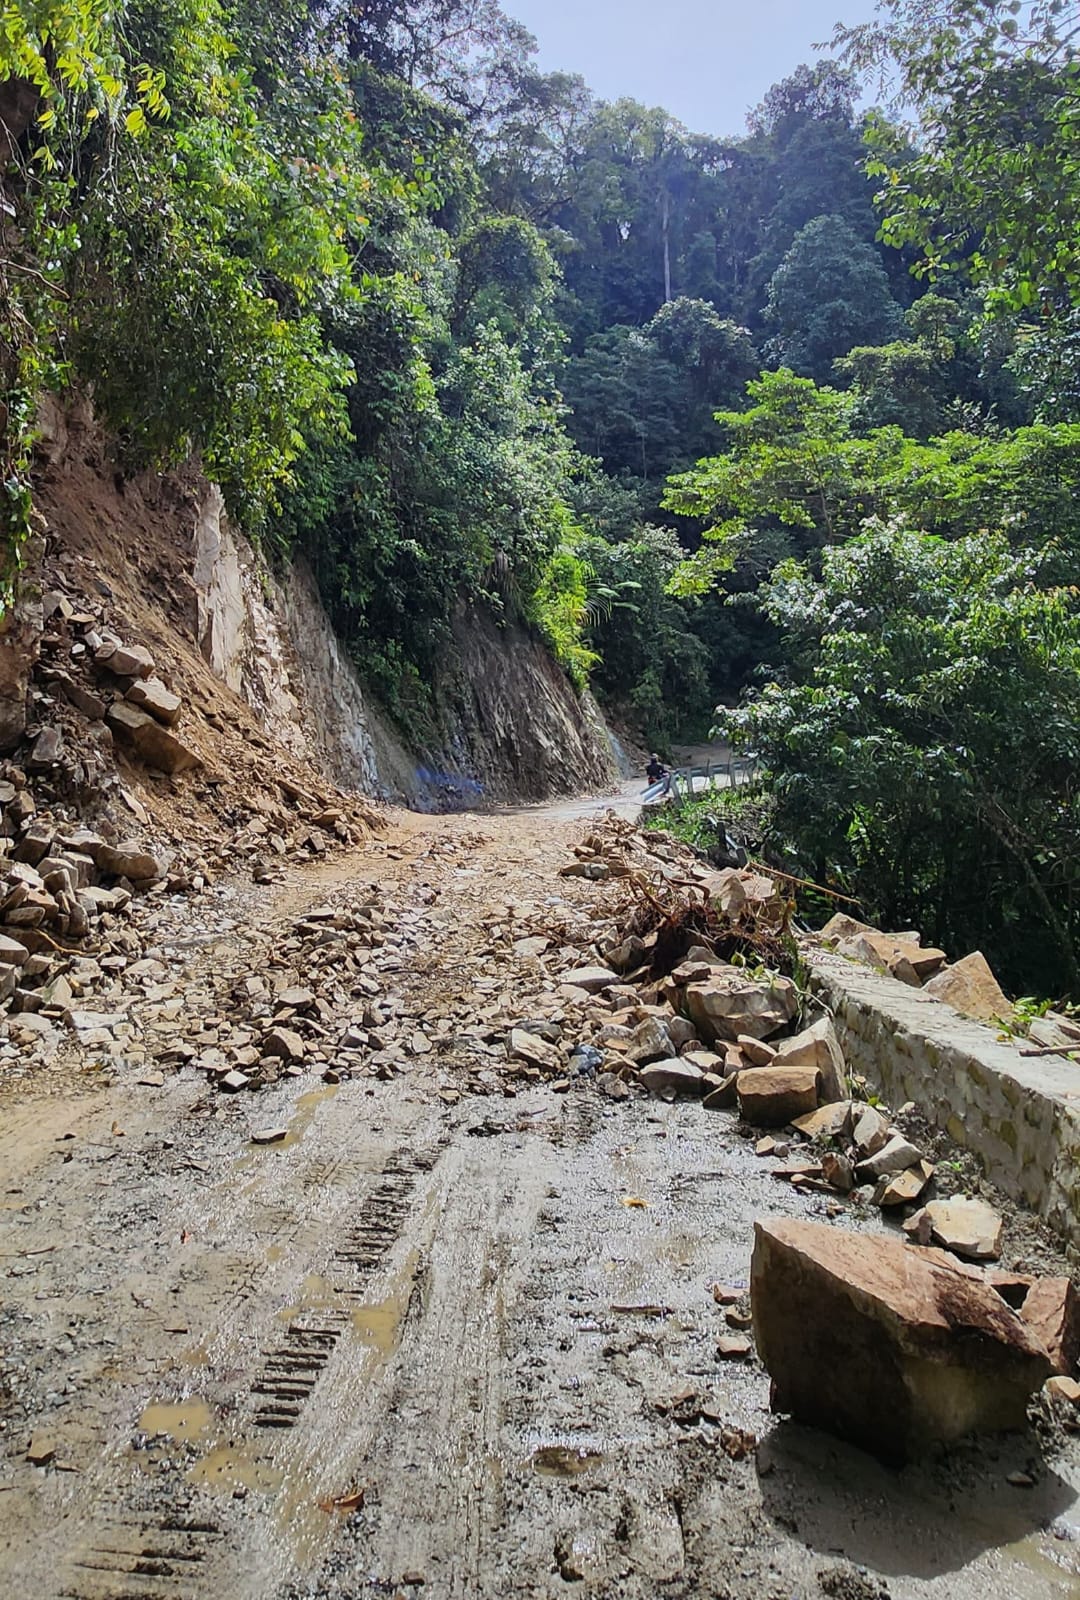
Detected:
[{"left": 661, "top": 187, "right": 672, "bottom": 304}]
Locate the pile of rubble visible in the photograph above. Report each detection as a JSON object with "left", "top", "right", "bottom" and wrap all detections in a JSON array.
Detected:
[
  {"left": 542, "top": 816, "right": 1080, "bottom": 1463},
  {"left": 32, "top": 600, "right": 200, "bottom": 783},
  {"left": 149, "top": 892, "right": 417, "bottom": 1094},
  {"left": 0, "top": 572, "right": 382, "bottom": 1036},
  {"left": 0, "top": 785, "right": 174, "bottom": 1008},
  {"left": 816, "top": 911, "right": 1016, "bottom": 1025}
]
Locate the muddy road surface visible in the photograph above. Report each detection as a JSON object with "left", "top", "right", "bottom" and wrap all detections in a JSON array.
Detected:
[{"left": 1, "top": 803, "right": 1079, "bottom": 1600}]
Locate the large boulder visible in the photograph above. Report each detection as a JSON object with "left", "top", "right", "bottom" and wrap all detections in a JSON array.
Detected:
[
  {"left": 126, "top": 676, "right": 182, "bottom": 726},
  {"left": 736, "top": 1065, "right": 820, "bottom": 1126},
  {"left": 684, "top": 967, "right": 798, "bottom": 1043},
  {"left": 771, "top": 1016, "right": 846, "bottom": 1103},
  {"left": 106, "top": 701, "right": 200, "bottom": 775},
  {"left": 751, "top": 1218, "right": 1054, "bottom": 1464},
  {"left": 925, "top": 951, "right": 1010, "bottom": 1025}
]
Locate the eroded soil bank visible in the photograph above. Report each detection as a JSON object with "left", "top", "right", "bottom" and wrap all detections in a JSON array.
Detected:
[{"left": 1, "top": 801, "right": 1079, "bottom": 1600}]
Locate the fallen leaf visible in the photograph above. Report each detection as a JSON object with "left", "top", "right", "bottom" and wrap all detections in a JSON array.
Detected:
[
  {"left": 111, "top": 1122, "right": 125, "bottom": 1137},
  {"left": 620, "top": 1195, "right": 649, "bottom": 1209},
  {"left": 318, "top": 1486, "right": 367, "bottom": 1513}
]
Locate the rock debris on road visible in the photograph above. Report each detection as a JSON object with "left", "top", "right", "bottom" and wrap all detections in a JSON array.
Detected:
[{"left": 1, "top": 803, "right": 1079, "bottom": 1600}]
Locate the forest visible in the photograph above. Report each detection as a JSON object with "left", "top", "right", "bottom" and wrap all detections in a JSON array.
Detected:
[{"left": 3, "top": 0, "right": 1080, "bottom": 994}]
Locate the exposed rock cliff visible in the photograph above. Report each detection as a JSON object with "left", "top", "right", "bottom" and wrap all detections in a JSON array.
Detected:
[{"left": 16, "top": 421, "right": 620, "bottom": 834}]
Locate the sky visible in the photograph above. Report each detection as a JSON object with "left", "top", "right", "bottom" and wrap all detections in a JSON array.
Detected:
[{"left": 506, "top": 0, "right": 882, "bottom": 139}]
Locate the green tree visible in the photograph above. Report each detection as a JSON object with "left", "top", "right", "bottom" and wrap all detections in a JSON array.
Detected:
[
  {"left": 764, "top": 214, "right": 905, "bottom": 381},
  {"left": 837, "top": 1, "right": 1080, "bottom": 314},
  {"left": 722, "top": 523, "right": 1080, "bottom": 995}
]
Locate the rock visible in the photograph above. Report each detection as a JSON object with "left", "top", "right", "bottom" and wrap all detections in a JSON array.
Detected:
[
  {"left": 751, "top": 1218, "right": 1053, "bottom": 1464},
  {"left": 772, "top": 1017, "right": 846, "bottom": 1103},
  {"left": 702, "top": 1074, "right": 738, "bottom": 1110},
  {"left": 685, "top": 969, "right": 799, "bottom": 1043},
  {"left": 60, "top": 678, "right": 106, "bottom": 720},
  {"left": 606, "top": 935, "right": 645, "bottom": 971},
  {"left": 561, "top": 965, "right": 619, "bottom": 994},
  {"left": 95, "top": 840, "right": 165, "bottom": 882},
  {"left": 513, "top": 935, "right": 551, "bottom": 960},
  {"left": 126, "top": 676, "right": 182, "bottom": 726},
  {"left": 278, "top": 987, "right": 315, "bottom": 1010},
  {"left": 716, "top": 1334, "right": 753, "bottom": 1360},
  {"left": 640, "top": 1057, "right": 706, "bottom": 1095},
  {"left": 251, "top": 1127, "right": 288, "bottom": 1145},
  {"left": 263, "top": 1026, "right": 305, "bottom": 1063},
  {"left": 26, "top": 1435, "right": 55, "bottom": 1466},
  {"left": 737, "top": 1034, "right": 776, "bottom": 1067},
  {"left": 925, "top": 951, "right": 1010, "bottom": 1024},
  {"left": 100, "top": 642, "right": 155, "bottom": 678},
  {"left": 912, "top": 1197, "right": 1004, "bottom": 1261},
  {"left": 819, "top": 913, "right": 874, "bottom": 945},
  {"left": 27, "top": 725, "right": 62, "bottom": 768},
  {"left": 712, "top": 1283, "right": 743, "bottom": 1305},
  {"left": 136, "top": 1070, "right": 165, "bottom": 1088},
  {"left": 671, "top": 959, "right": 720, "bottom": 985},
  {"left": 852, "top": 1105, "right": 891, "bottom": 1159},
  {"left": 856, "top": 1134, "right": 924, "bottom": 1182},
  {"left": 106, "top": 701, "right": 200, "bottom": 775},
  {"left": 837, "top": 930, "right": 944, "bottom": 984},
  {"left": 626, "top": 1017, "right": 675, "bottom": 1065},
  {"left": 0, "top": 933, "right": 29, "bottom": 967},
  {"left": 220, "top": 1070, "right": 251, "bottom": 1092},
  {"left": 821, "top": 1151, "right": 856, "bottom": 1193},
  {"left": 1046, "top": 1375, "right": 1080, "bottom": 1406},
  {"left": 0, "top": 546, "right": 43, "bottom": 753},
  {"left": 509, "top": 1028, "right": 561, "bottom": 1072},
  {"left": 681, "top": 1048, "right": 725, "bottom": 1074},
  {"left": 791, "top": 1101, "right": 854, "bottom": 1142},
  {"left": 908, "top": 946, "right": 948, "bottom": 980},
  {"left": 1020, "top": 1278, "right": 1080, "bottom": 1375},
  {"left": 736, "top": 1065, "right": 820, "bottom": 1126},
  {"left": 667, "top": 1016, "right": 697, "bottom": 1048},
  {"left": 12, "top": 823, "right": 53, "bottom": 866},
  {"left": 874, "top": 1161, "right": 934, "bottom": 1208}
]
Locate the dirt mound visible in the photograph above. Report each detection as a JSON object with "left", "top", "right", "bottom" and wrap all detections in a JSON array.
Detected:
[{"left": 27, "top": 434, "right": 381, "bottom": 869}]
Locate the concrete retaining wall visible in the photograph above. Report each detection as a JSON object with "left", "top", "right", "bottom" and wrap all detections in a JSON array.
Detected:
[{"left": 805, "top": 949, "right": 1080, "bottom": 1249}]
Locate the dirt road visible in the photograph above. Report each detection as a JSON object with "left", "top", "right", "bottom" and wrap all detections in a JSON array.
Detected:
[{"left": 2, "top": 801, "right": 1080, "bottom": 1600}]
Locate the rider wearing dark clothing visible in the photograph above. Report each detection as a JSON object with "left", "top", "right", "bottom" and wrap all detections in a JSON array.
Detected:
[{"left": 646, "top": 754, "right": 666, "bottom": 785}]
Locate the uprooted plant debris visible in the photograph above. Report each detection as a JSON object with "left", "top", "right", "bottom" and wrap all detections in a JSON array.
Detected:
[{"left": 561, "top": 813, "right": 797, "bottom": 977}]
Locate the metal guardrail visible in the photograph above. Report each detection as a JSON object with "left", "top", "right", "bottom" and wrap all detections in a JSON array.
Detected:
[{"left": 667, "top": 755, "right": 757, "bottom": 802}]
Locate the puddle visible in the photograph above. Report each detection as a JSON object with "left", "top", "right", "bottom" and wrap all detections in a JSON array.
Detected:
[
  {"left": 351, "top": 1254, "right": 418, "bottom": 1356},
  {"left": 532, "top": 1445, "right": 604, "bottom": 1478},
  {"left": 1001, "top": 1526, "right": 1080, "bottom": 1588},
  {"left": 190, "top": 1447, "right": 337, "bottom": 1571},
  {"left": 139, "top": 1398, "right": 215, "bottom": 1441},
  {"left": 239, "top": 1086, "right": 339, "bottom": 1169},
  {"left": 275, "top": 1254, "right": 418, "bottom": 1359},
  {"left": 271, "top": 1086, "right": 339, "bottom": 1151},
  {"left": 189, "top": 1442, "right": 283, "bottom": 1496}
]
